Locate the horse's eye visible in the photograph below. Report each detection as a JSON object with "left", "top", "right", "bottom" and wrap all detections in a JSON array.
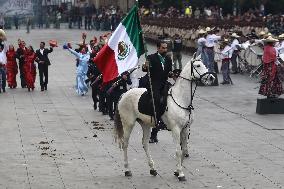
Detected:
[{"left": 196, "top": 65, "right": 201, "bottom": 68}]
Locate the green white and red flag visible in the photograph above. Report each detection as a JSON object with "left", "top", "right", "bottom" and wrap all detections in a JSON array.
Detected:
[{"left": 93, "top": 5, "right": 145, "bottom": 83}]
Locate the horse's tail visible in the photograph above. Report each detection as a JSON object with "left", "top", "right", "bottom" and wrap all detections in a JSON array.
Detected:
[{"left": 114, "top": 107, "right": 124, "bottom": 149}]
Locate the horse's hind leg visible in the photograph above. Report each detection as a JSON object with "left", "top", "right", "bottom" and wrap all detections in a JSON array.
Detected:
[
  {"left": 141, "top": 125, "right": 157, "bottom": 176},
  {"left": 122, "top": 120, "right": 135, "bottom": 177}
]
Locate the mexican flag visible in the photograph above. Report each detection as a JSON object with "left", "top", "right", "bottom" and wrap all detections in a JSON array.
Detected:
[{"left": 93, "top": 5, "right": 145, "bottom": 83}]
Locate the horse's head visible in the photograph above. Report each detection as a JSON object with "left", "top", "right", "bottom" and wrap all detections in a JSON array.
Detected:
[{"left": 180, "top": 53, "right": 215, "bottom": 85}]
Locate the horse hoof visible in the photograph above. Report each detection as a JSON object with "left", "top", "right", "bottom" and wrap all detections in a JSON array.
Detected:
[
  {"left": 178, "top": 176, "right": 186, "bottom": 182},
  {"left": 174, "top": 171, "right": 179, "bottom": 177},
  {"left": 184, "top": 153, "right": 189, "bottom": 158},
  {"left": 150, "top": 169, "right": 158, "bottom": 176},
  {"left": 125, "top": 171, "right": 132, "bottom": 177}
]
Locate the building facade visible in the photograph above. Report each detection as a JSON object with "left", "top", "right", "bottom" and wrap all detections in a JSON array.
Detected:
[{"left": 90, "top": 0, "right": 136, "bottom": 12}]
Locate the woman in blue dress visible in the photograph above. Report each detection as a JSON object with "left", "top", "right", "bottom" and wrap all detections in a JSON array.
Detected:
[{"left": 64, "top": 45, "right": 90, "bottom": 96}]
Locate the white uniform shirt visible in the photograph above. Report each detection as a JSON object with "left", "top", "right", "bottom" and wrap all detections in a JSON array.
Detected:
[
  {"left": 231, "top": 39, "right": 240, "bottom": 51},
  {"left": 205, "top": 34, "right": 221, "bottom": 47},
  {"left": 221, "top": 45, "right": 233, "bottom": 59},
  {"left": 276, "top": 41, "right": 284, "bottom": 55},
  {"left": 0, "top": 43, "right": 7, "bottom": 65},
  {"left": 197, "top": 37, "right": 206, "bottom": 46}
]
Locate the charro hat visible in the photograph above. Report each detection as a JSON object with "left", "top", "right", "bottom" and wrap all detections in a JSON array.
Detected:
[
  {"left": 198, "top": 29, "right": 206, "bottom": 34},
  {"left": 231, "top": 33, "right": 240, "bottom": 38},
  {"left": 278, "top": 33, "right": 284, "bottom": 39},
  {"left": 262, "top": 36, "right": 279, "bottom": 43},
  {"left": 258, "top": 31, "right": 266, "bottom": 36}
]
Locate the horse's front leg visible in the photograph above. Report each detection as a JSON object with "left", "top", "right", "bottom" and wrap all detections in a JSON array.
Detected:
[
  {"left": 141, "top": 125, "right": 157, "bottom": 176},
  {"left": 181, "top": 127, "right": 190, "bottom": 159},
  {"left": 172, "top": 128, "right": 186, "bottom": 181}
]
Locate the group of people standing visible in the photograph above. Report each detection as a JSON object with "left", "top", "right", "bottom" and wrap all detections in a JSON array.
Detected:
[
  {"left": 63, "top": 33, "right": 132, "bottom": 120},
  {"left": 0, "top": 30, "right": 54, "bottom": 93},
  {"left": 196, "top": 27, "right": 284, "bottom": 97}
]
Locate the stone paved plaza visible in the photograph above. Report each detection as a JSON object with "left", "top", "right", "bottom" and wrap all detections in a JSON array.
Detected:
[{"left": 0, "top": 29, "right": 284, "bottom": 189}]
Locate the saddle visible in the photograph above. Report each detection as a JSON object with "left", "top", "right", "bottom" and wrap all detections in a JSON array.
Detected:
[{"left": 138, "top": 82, "right": 170, "bottom": 117}]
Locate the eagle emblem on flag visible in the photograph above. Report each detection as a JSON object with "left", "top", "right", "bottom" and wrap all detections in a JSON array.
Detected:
[{"left": 118, "top": 41, "right": 130, "bottom": 60}]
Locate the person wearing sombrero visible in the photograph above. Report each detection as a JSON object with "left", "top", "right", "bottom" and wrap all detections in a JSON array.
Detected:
[
  {"left": 204, "top": 27, "right": 221, "bottom": 73},
  {"left": 220, "top": 38, "right": 233, "bottom": 85},
  {"left": 230, "top": 33, "right": 240, "bottom": 74},
  {"left": 259, "top": 36, "right": 283, "bottom": 98},
  {"left": 196, "top": 29, "right": 208, "bottom": 68}
]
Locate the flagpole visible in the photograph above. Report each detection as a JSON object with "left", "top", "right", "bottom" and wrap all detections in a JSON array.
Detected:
[{"left": 136, "top": 0, "right": 158, "bottom": 126}]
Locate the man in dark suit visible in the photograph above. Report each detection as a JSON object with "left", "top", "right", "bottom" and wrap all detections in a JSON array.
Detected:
[
  {"left": 143, "top": 41, "right": 173, "bottom": 143},
  {"left": 36, "top": 42, "right": 53, "bottom": 91}
]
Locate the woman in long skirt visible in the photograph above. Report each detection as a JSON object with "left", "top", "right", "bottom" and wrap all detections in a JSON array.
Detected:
[
  {"left": 23, "top": 45, "right": 37, "bottom": 91},
  {"left": 6, "top": 45, "right": 18, "bottom": 88},
  {"left": 64, "top": 45, "right": 89, "bottom": 96},
  {"left": 259, "top": 36, "right": 283, "bottom": 98}
]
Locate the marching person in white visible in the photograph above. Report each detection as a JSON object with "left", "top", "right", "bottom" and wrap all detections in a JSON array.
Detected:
[
  {"left": 230, "top": 33, "right": 240, "bottom": 74},
  {"left": 196, "top": 29, "right": 208, "bottom": 68},
  {"left": 204, "top": 27, "right": 221, "bottom": 73},
  {"left": 220, "top": 38, "right": 233, "bottom": 84}
]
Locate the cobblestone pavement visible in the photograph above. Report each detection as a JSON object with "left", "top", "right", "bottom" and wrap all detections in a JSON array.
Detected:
[{"left": 0, "top": 29, "right": 284, "bottom": 189}]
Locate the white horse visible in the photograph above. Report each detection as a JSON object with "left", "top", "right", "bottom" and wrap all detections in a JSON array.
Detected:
[{"left": 114, "top": 55, "right": 214, "bottom": 181}]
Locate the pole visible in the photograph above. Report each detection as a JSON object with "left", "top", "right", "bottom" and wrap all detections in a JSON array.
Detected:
[{"left": 136, "top": 0, "right": 158, "bottom": 126}]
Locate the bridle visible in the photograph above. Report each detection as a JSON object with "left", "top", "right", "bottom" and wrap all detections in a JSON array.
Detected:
[{"left": 169, "top": 58, "right": 212, "bottom": 113}]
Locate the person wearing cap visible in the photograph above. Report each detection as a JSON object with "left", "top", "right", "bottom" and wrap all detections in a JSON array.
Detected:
[
  {"left": 230, "top": 33, "right": 240, "bottom": 74},
  {"left": 220, "top": 39, "right": 233, "bottom": 85},
  {"left": 259, "top": 36, "right": 283, "bottom": 98},
  {"left": 196, "top": 29, "right": 208, "bottom": 68},
  {"left": 172, "top": 34, "right": 183, "bottom": 70},
  {"left": 205, "top": 27, "right": 221, "bottom": 73}
]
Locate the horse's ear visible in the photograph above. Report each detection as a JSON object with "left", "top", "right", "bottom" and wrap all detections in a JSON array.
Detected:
[{"left": 192, "top": 52, "right": 197, "bottom": 60}]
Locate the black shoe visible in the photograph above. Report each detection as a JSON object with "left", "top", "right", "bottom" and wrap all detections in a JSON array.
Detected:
[
  {"left": 220, "top": 81, "right": 230, "bottom": 85},
  {"left": 28, "top": 88, "right": 30, "bottom": 92},
  {"left": 44, "top": 85, "right": 47, "bottom": 90},
  {"left": 2, "top": 88, "right": 5, "bottom": 93},
  {"left": 41, "top": 87, "right": 44, "bottom": 91},
  {"left": 93, "top": 103, "right": 97, "bottom": 110},
  {"left": 149, "top": 138, "right": 158, "bottom": 143},
  {"left": 157, "top": 121, "right": 167, "bottom": 130}
]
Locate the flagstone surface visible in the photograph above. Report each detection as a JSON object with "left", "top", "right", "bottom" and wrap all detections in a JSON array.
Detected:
[{"left": 0, "top": 29, "right": 284, "bottom": 189}]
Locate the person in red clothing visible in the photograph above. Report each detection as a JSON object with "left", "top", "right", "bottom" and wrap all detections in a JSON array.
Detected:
[
  {"left": 23, "top": 45, "right": 37, "bottom": 91},
  {"left": 6, "top": 45, "right": 18, "bottom": 88},
  {"left": 259, "top": 36, "right": 283, "bottom": 98}
]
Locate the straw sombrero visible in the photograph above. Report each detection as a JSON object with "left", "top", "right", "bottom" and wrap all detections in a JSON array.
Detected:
[
  {"left": 231, "top": 33, "right": 240, "bottom": 38},
  {"left": 198, "top": 29, "right": 206, "bottom": 34},
  {"left": 262, "top": 36, "right": 279, "bottom": 43}
]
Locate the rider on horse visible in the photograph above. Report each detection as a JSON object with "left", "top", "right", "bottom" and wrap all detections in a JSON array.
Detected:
[{"left": 141, "top": 40, "right": 173, "bottom": 143}]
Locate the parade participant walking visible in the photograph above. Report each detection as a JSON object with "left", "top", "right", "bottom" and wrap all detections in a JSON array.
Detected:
[
  {"left": 106, "top": 72, "right": 132, "bottom": 120},
  {"left": 63, "top": 44, "right": 90, "bottom": 96},
  {"left": 35, "top": 42, "right": 53, "bottom": 91},
  {"left": 142, "top": 41, "right": 172, "bottom": 143},
  {"left": 16, "top": 40, "right": 27, "bottom": 88},
  {"left": 23, "top": 46, "right": 37, "bottom": 92},
  {"left": 0, "top": 43, "right": 7, "bottom": 93},
  {"left": 259, "top": 36, "right": 283, "bottom": 98},
  {"left": 6, "top": 45, "right": 18, "bottom": 88}
]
